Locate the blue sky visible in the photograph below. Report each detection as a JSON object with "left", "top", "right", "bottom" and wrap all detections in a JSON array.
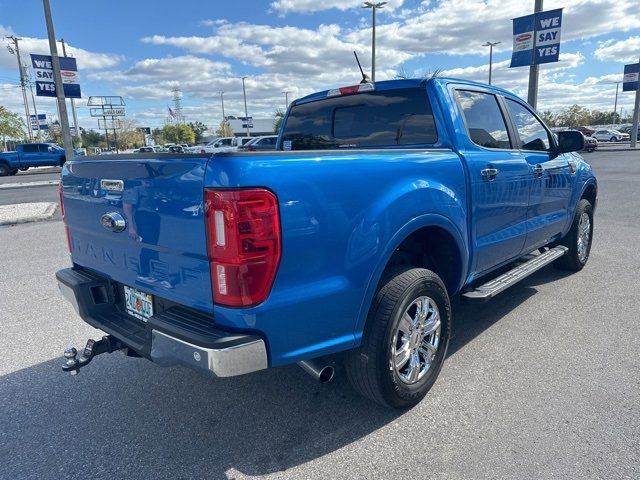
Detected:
[{"left": 1, "top": 0, "right": 639, "bottom": 132}]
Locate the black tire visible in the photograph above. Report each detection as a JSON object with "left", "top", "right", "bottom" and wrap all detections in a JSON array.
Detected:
[
  {"left": 10, "top": 168, "right": 18, "bottom": 176},
  {"left": 610, "top": 136, "right": 616, "bottom": 142},
  {"left": 345, "top": 267, "right": 451, "bottom": 408},
  {"left": 0, "top": 162, "right": 10, "bottom": 177},
  {"left": 19, "top": 167, "right": 28, "bottom": 171},
  {"left": 554, "top": 199, "right": 593, "bottom": 271}
]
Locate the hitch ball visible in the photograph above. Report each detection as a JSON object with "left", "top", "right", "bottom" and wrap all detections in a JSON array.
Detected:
[{"left": 64, "top": 346, "right": 79, "bottom": 375}]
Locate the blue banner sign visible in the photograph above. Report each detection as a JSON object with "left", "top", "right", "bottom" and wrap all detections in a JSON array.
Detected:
[
  {"left": 510, "top": 8, "right": 563, "bottom": 68},
  {"left": 29, "top": 114, "right": 48, "bottom": 130},
  {"left": 30, "top": 54, "right": 81, "bottom": 98},
  {"left": 623, "top": 63, "right": 639, "bottom": 92}
]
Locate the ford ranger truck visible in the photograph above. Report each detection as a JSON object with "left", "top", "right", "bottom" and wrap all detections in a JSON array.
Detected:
[
  {"left": 57, "top": 78, "right": 596, "bottom": 408},
  {"left": 0, "top": 142, "right": 66, "bottom": 176}
]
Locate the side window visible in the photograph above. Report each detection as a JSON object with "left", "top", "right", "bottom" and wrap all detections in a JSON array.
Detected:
[
  {"left": 38, "top": 144, "right": 51, "bottom": 153},
  {"left": 505, "top": 99, "right": 551, "bottom": 151},
  {"left": 455, "top": 90, "right": 511, "bottom": 149},
  {"left": 265, "top": 137, "right": 276, "bottom": 146},
  {"left": 22, "top": 144, "right": 39, "bottom": 153}
]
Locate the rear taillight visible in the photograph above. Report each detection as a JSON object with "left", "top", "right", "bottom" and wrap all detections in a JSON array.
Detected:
[
  {"left": 58, "top": 182, "right": 72, "bottom": 253},
  {"left": 246, "top": 146, "right": 254, "bottom": 151},
  {"left": 205, "top": 188, "right": 281, "bottom": 307}
]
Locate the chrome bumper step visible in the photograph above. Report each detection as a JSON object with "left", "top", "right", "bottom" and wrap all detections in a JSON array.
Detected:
[{"left": 462, "top": 246, "right": 568, "bottom": 302}]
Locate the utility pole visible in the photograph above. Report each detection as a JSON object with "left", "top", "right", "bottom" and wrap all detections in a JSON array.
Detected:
[
  {"left": 43, "top": 0, "right": 74, "bottom": 161},
  {"left": 240, "top": 76, "right": 250, "bottom": 137},
  {"left": 283, "top": 90, "right": 290, "bottom": 110},
  {"left": 363, "top": 2, "right": 386, "bottom": 82},
  {"left": 26, "top": 74, "right": 41, "bottom": 140},
  {"left": 5, "top": 36, "right": 33, "bottom": 141},
  {"left": 59, "top": 38, "right": 80, "bottom": 139},
  {"left": 482, "top": 41, "right": 501, "bottom": 85},
  {"left": 612, "top": 81, "right": 620, "bottom": 128},
  {"left": 631, "top": 55, "right": 640, "bottom": 149},
  {"left": 218, "top": 91, "right": 225, "bottom": 122},
  {"left": 527, "top": 0, "right": 543, "bottom": 109}
]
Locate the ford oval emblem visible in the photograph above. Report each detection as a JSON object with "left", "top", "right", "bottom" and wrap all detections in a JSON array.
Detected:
[{"left": 100, "top": 212, "right": 126, "bottom": 233}]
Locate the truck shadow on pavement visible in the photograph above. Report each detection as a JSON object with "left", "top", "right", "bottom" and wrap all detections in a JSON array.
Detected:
[{"left": 0, "top": 268, "right": 569, "bottom": 479}]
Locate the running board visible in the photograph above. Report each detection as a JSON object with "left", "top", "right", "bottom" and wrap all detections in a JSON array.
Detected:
[{"left": 462, "top": 246, "right": 568, "bottom": 302}]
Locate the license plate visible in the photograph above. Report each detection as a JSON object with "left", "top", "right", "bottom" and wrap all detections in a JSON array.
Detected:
[{"left": 124, "top": 286, "right": 153, "bottom": 322}]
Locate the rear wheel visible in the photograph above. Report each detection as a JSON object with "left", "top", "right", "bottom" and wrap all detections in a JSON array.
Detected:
[
  {"left": 345, "top": 267, "right": 451, "bottom": 408},
  {"left": 554, "top": 199, "right": 593, "bottom": 271},
  {"left": 610, "top": 136, "right": 617, "bottom": 142}
]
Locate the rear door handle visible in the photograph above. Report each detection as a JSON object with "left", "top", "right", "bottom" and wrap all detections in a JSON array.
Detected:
[
  {"left": 481, "top": 168, "right": 499, "bottom": 180},
  {"left": 533, "top": 164, "right": 544, "bottom": 176}
]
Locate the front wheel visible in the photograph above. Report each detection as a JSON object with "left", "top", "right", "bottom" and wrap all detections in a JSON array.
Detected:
[
  {"left": 0, "top": 163, "right": 10, "bottom": 177},
  {"left": 610, "top": 136, "right": 617, "bottom": 142},
  {"left": 345, "top": 267, "right": 451, "bottom": 408},
  {"left": 554, "top": 199, "right": 594, "bottom": 271}
]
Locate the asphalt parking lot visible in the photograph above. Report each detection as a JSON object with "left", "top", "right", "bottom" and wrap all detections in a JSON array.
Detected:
[{"left": 0, "top": 151, "right": 638, "bottom": 479}]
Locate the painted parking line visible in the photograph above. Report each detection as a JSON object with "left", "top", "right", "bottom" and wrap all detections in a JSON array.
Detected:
[{"left": 0, "top": 180, "right": 60, "bottom": 190}]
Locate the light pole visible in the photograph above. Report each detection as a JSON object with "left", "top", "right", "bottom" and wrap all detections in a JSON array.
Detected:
[
  {"left": 612, "top": 81, "right": 620, "bottom": 128},
  {"left": 58, "top": 38, "right": 80, "bottom": 139},
  {"left": 527, "top": 0, "right": 544, "bottom": 109},
  {"left": 362, "top": 2, "right": 386, "bottom": 82},
  {"left": 283, "top": 90, "right": 290, "bottom": 110},
  {"left": 240, "top": 76, "right": 250, "bottom": 137},
  {"left": 482, "top": 41, "right": 501, "bottom": 85},
  {"left": 218, "top": 91, "right": 225, "bottom": 122}
]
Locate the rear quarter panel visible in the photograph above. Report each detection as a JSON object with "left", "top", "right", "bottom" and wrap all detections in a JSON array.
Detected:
[{"left": 205, "top": 149, "right": 468, "bottom": 366}]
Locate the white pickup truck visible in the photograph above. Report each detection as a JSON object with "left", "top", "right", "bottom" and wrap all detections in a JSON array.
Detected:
[{"left": 197, "top": 136, "right": 254, "bottom": 153}]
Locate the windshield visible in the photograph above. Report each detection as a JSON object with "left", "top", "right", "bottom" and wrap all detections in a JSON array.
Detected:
[{"left": 281, "top": 87, "right": 437, "bottom": 150}]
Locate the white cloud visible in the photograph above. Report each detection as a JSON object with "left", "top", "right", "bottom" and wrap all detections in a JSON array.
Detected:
[
  {"left": 271, "top": 0, "right": 405, "bottom": 14},
  {"left": 594, "top": 36, "right": 640, "bottom": 63},
  {"left": 1, "top": 25, "right": 122, "bottom": 71}
]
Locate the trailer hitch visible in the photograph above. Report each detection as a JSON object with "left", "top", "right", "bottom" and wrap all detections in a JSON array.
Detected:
[{"left": 62, "top": 335, "right": 126, "bottom": 375}]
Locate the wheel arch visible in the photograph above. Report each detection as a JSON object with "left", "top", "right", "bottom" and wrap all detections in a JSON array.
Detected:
[{"left": 353, "top": 214, "right": 468, "bottom": 339}]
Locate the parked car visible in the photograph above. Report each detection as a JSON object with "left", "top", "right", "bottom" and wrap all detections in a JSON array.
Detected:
[
  {"left": 239, "top": 135, "right": 278, "bottom": 151},
  {"left": 199, "top": 136, "right": 254, "bottom": 153},
  {"left": 137, "top": 146, "right": 156, "bottom": 153},
  {"left": 576, "top": 126, "right": 595, "bottom": 137},
  {"left": 57, "top": 77, "right": 596, "bottom": 408},
  {"left": 592, "top": 129, "right": 630, "bottom": 142},
  {"left": 0, "top": 142, "right": 65, "bottom": 176},
  {"left": 582, "top": 134, "right": 598, "bottom": 152}
]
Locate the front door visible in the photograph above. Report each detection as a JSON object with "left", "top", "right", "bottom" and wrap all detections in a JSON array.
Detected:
[
  {"left": 455, "top": 89, "right": 530, "bottom": 275},
  {"left": 503, "top": 99, "right": 574, "bottom": 250}
]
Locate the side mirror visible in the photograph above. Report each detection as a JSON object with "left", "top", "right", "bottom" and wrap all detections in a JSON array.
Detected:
[
  {"left": 555, "top": 131, "right": 584, "bottom": 154},
  {"left": 48, "top": 146, "right": 55, "bottom": 152}
]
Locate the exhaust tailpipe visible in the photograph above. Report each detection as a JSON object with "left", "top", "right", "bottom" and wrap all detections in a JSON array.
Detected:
[{"left": 297, "top": 359, "right": 334, "bottom": 383}]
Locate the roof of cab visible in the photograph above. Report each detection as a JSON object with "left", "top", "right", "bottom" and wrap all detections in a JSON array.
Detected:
[{"left": 292, "top": 76, "right": 520, "bottom": 106}]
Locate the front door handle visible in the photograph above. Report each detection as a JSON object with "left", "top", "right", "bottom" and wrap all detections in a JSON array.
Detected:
[
  {"left": 481, "top": 168, "right": 499, "bottom": 180},
  {"left": 533, "top": 164, "right": 544, "bottom": 177}
]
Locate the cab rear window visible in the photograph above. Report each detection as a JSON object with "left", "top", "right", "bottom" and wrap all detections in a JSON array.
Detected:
[{"left": 281, "top": 87, "right": 437, "bottom": 150}]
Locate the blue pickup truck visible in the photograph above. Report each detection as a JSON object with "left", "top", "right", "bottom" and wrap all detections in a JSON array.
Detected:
[
  {"left": 57, "top": 78, "right": 596, "bottom": 408},
  {"left": 0, "top": 142, "right": 66, "bottom": 176}
]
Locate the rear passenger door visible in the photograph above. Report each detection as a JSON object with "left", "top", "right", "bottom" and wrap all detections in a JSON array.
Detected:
[
  {"left": 455, "top": 89, "right": 530, "bottom": 275},
  {"left": 20, "top": 144, "right": 41, "bottom": 167},
  {"left": 503, "top": 99, "right": 574, "bottom": 250}
]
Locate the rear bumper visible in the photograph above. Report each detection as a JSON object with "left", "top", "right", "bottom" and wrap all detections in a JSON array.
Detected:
[{"left": 56, "top": 267, "right": 268, "bottom": 377}]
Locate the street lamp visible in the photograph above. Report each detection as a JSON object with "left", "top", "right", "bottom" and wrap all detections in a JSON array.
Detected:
[
  {"left": 240, "top": 76, "right": 250, "bottom": 137},
  {"left": 283, "top": 90, "right": 290, "bottom": 110},
  {"left": 218, "top": 91, "right": 225, "bottom": 122},
  {"left": 362, "top": 2, "right": 386, "bottom": 82},
  {"left": 482, "top": 41, "right": 501, "bottom": 85}
]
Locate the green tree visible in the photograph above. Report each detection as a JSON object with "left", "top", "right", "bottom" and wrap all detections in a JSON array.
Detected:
[
  {"left": 151, "top": 128, "right": 165, "bottom": 145},
  {"left": 162, "top": 123, "right": 196, "bottom": 144},
  {"left": 0, "top": 106, "right": 26, "bottom": 151},
  {"left": 273, "top": 108, "right": 284, "bottom": 134},
  {"left": 188, "top": 121, "right": 208, "bottom": 143},
  {"left": 215, "top": 120, "right": 233, "bottom": 137},
  {"left": 555, "top": 104, "right": 591, "bottom": 128},
  {"left": 81, "top": 129, "right": 104, "bottom": 148},
  {"left": 539, "top": 110, "right": 557, "bottom": 127}
]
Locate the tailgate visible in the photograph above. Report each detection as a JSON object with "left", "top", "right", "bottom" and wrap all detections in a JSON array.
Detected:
[{"left": 61, "top": 156, "right": 214, "bottom": 313}]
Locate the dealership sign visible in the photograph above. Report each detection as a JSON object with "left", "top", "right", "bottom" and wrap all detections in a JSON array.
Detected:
[
  {"left": 510, "top": 8, "right": 563, "bottom": 68},
  {"left": 30, "top": 54, "right": 81, "bottom": 98},
  {"left": 622, "top": 63, "right": 639, "bottom": 92},
  {"left": 90, "top": 107, "right": 125, "bottom": 117},
  {"left": 29, "top": 114, "right": 48, "bottom": 131}
]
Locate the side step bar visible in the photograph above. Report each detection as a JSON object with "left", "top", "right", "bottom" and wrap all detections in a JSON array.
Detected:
[{"left": 462, "top": 246, "right": 568, "bottom": 302}]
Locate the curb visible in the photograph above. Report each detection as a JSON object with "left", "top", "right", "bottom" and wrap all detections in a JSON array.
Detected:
[
  {"left": 0, "top": 180, "right": 59, "bottom": 190},
  {"left": 0, "top": 202, "right": 59, "bottom": 226}
]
